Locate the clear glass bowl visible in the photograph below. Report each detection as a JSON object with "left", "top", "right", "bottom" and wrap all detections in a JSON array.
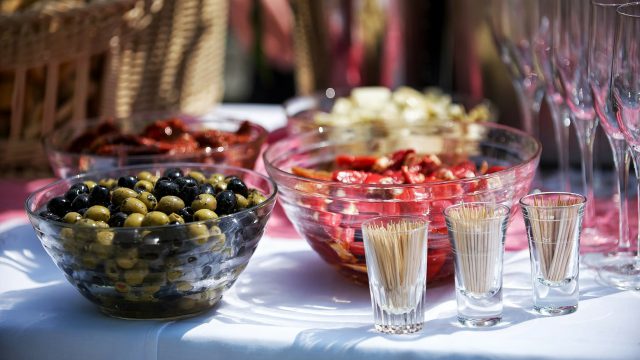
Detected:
[
  {"left": 44, "top": 113, "right": 268, "bottom": 178},
  {"left": 264, "top": 122, "right": 540, "bottom": 285},
  {"left": 25, "top": 163, "right": 277, "bottom": 319},
  {"left": 284, "top": 89, "right": 498, "bottom": 135}
]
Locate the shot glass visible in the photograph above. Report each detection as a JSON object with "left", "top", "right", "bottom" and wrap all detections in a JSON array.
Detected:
[
  {"left": 520, "top": 192, "right": 586, "bottom": 316},
  {"left": 362, "top": 216, "right": 429, "bottom": 334},
  {"left": 444, "top": 202, "right": 510, "bottom": 327}
]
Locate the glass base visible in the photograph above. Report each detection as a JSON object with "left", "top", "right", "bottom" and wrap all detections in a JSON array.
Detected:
[
  {"left": 534, "top": 305, "right": 577, "bottom": 316},
  {"left": 580, "top": 227, "right": 617, "bottom": 254},
  {"left": 458, "top": 316, "right": 501, "bottom": 327},
  {"left": 597, "top": 256, "right": 640, "bottom": 291},
  {"left": 375, "top": 322, "right": 423, "bottom": 334}
]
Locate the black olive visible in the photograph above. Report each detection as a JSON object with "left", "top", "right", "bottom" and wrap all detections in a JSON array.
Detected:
[
  {"left": 71, "top": 193, "right": 90, "bottom": 211},
  {"left": 46, "top": 196, "right": 71, "bottom": 217},
  {"left": 175, "top": 176, "right": 197, "bottom": 189},
  {"left": 225, "top": 175, "right": 240, "bottom": 182},
  {"left": 216, "top": 190, "right": 237, "bottom": 215},
  {"left": 198, "top": 183, "right": 215, "bottom": 195},
  {"left": 39, "top": 210, "right": 61, "bottom": 222},
  {"left": 89, "top": 185, "right": 110, "bottom": 206},
  {"left": 64, "top": 183, "right": 88, "bottom": 201},
  {"left": 226, "top": 178, "right": 248, "bottom": 197},
  {"left": 117, "top": 176, "right": 138, "bottom": 189},
  {"left": 178, "top": 207, "right": 194, "bottom": 222},
  {"left": 154, "top": 179, "right": 180, "bottom": 199},
  {"left": 76, "top": 208, "right": 88, "bottom": 216},
  {"left": 108, "top": 212, "right": 128, "bottom": 227},
  {"left": 179, "top": 183, "right": 200, "bottom": 205},
  {"left": 163, "top": 168, "right": 183, "bottom": 180}
]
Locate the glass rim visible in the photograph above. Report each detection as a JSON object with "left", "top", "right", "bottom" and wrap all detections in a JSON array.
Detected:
[
  {"left": 443, "top": 201, "right": 510, "bottom": 220},
  {"left": 617, "top": 2, "right": 640, "bottom": 17},
  {"left": 361, "top": 215, "right": 430, "bottom": 232},
  {"left": 519, "top": 192, "right": 587, "bottom": 209},
  {"left": 591, "top": 0, "right": 631, "bottom": 7}
]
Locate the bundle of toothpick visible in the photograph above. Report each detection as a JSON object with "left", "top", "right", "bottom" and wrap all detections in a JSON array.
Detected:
[
  {"left": 446, "top": 204, "right": 507, "bottom": 294},
  {"left": 363, "top": 219, "right": 427, "bottom": 311},
  {"left": 526, "top": 196, "right": 582, "bottom": 282}
]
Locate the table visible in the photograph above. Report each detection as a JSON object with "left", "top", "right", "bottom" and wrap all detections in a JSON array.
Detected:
[{"left": 1, "top": 105, "right": 639, "bottom": 360}]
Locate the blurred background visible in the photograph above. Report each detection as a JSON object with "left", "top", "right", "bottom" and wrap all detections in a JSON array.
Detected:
[{"left": 0, "top": 0, "right": 614, "bottom": 179}]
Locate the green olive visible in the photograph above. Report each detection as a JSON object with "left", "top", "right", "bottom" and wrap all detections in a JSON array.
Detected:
[
  {"left": 88, "top": 242, "right": 112, "bottom": 259},
  {"left": 156, "top": 196, "right": 185, "bottom": 215},
  {"left": 134, "top": 180, "right": 154, "bottom": 193},
  {"left": 81, "top": 255, "right": 100, "bottom": 268},
  {"left": 209, "top": 173, "right": 225, "bottom": 183},
  {"left": 175, "top": 281, "right": 193, "bottom": 292},
  {"left": 96, "top": 230, "right": 114, "bottom": 246},
  {"left": 191, "top": 193, "right": 216, "bottom": 211},
  {"left": 124, "top": 267, "right": 148, "bottom": 286},
  {"left": 166, "top": 268, "right": 182, "bottom": 282},
  {"left": 121, "top": 197, "right": 148, "bottom": 215},
  {"left": 112, "top": 187, "right": 138, "bottom": 206},
  {"left": 187, "top": 171, "right": 206, "bottom": 184},
  {"left": 124, "top": 213, "right": 145, "bottom": 227},
  {"left": 63, "top": 212, "right": 82, "bottom": 224},
  {"left": 194, "top": 209, "right": 218, "bottom": 221},
  {"left": 168, "top": 213, "right": 185, "bottom": 224},
  {"left": 187, "top": 223, "right": 209, "bottom": 242},
  {"left": 95, "top": 221, "right": 109, "bottom": 229},
  {"left": 84, "top": 205, "right": 110, "bottom": 222},
  {"left": 60, "top": 227, "right": 74, "bottom": 241},
  {"left": 98, "top": 178, "right": 117, "bottom": 189},
  {"left": 105, "top": 260, "right": 120, "bottom": 281},
  {"left": 235, "top": 194, "right": 249, "bottom": 209},
  {"left": 137, "top": 171, "right": 154, "bottom": 182},
  {"left": 247, "top": 190, "right": 267, "bottom": 207},
  {"left": 75, "top": 218, "right": 98, "bottom": 228},
  {"left": 136, "top": 191, "right": 157, "bottom": 211},
  {"left": 115, "top": 247, "right": 138, "bottom": 269},
  {"left": 115, "top": 281, "right": 131, "bottom": 293},
  {"left": 84, "top": 180, "right": 97, "bottom": 190},
  {"left": 141, "top": 211, "right": 170, "bottom": 227}
]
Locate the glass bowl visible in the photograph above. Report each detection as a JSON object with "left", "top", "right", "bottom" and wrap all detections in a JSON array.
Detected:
[
  {"left": 44, "top": 113, "right": 268, "bottom": 178},
  {"left": 284, "top": 88, "right": 498, "bottom": 135},
  {"left": 25, "top": 163, "right": 277, "bottom": 319},
  {"left": 264, "top": 122, "right": 540, "bottom": 285}
]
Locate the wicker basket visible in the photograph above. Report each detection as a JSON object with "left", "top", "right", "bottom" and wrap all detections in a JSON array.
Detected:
[{"left": 0, "top": 0, "right": 228, "bottom": 178}]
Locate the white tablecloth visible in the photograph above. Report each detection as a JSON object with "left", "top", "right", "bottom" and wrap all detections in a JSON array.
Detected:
[
  {"left": 1, "top": 217, "right": 639, "bottom": 360},
  {"left": 1, "top": 105, "right": 639, "bottom": 360}
]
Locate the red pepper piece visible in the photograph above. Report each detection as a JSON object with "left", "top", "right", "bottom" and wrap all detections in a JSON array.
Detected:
[
  {"left": 292, "top": 166, "right": 333, "bottom": 181},
  {"left": 427, "top": 245, "right": 450, "bottom": 279},
  {"left": 382, "top": 170, "right": 406, "bottom": 184},
  {"left": 335, "top": 155, "right": 378, "bottom": 171},
  {"left": 486, "top": 165, "right": 507, "bottom": 174},
  {"left": 349, "top": 241, "right": 365, "bottom": 256},
  {"left": 402, "top": 166, "right": 426, "bottom": 184},
  {"left": 332, "top": 170, "right": 368, "bottom": 184},
  {"left": 451, "top": 160, "right": 478, "bottom": 178},
  {"left": 389, "top": 149, "right": 415, "bottom": 170}
]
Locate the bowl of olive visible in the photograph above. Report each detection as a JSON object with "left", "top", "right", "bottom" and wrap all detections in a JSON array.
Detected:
[{"left": 25, "top": 164, "right": 277, "bottom": 320}]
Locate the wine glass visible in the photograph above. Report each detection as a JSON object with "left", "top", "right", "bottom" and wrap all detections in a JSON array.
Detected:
[
  {"left": 533, "top": 0, "right": 572, "bottom": 191},
  {"left": 489, "top": 0, "right": 545, "bottom": 137},
  {"left": 607, "top": 1, "right": 640, "bottom": 290},
  {"left": 553, "top": 0, "right": 616, "bottom": 252},
  {"left": 588, "top": 0, "right": 633, "bottom": 281}
]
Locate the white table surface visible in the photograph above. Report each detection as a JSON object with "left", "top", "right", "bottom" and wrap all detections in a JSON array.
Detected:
[{"left": 1, "top": 105, "right": 639, "bottom": 360}]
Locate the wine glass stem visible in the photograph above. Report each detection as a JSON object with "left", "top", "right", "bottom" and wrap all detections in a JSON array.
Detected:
[
  {"left": 514, "top": 82, "right": 543, "bottom": 138},
  {"left": 632, "top": 151, "right": 640, "bottom": 260},
  {"left": 606, "top": 136, "right": 631, "bottom": 252},
  {"left": 572, "top": 116, "right": 598, "bottom": 226},
  {"left": 547, "top": 94, "right": 571, "bottom": 192}
]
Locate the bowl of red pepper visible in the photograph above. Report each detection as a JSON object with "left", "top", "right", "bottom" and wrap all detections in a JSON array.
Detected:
[
  {"left": 44, "top": 113, "right": 268, "bottom": 178},
  {"left": 264, "top": 122, "right": 541, "bottom": 285}
]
